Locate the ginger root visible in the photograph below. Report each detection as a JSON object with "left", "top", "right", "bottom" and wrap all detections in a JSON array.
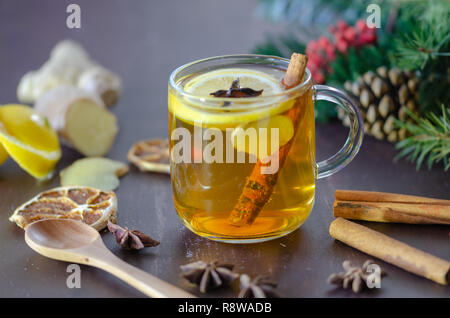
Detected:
[
  {"left": 34, "top": 86, "right": 118, "bottom": 157},
  {"left": 78, "top": 66, "right": 121, "bottom": 107},
  {"left": 17, "top": 40, "right": 122, "bottom": 107}
]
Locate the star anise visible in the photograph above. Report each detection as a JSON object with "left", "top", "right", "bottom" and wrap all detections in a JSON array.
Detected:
[
  {"left": 210, "top": 78, "right": 263, "bottom": 106},
  {"left": 327, "top": 260, "right": 387, "bottom": 293},
  {"left": 180, "top": 260, "right": 239, "bottom": 293},
  {"left": 238, "top": 274, "right": 280, "bottom": 298},
  {"left": 107, "top": 221, "right": 160, "bottom": 250}
]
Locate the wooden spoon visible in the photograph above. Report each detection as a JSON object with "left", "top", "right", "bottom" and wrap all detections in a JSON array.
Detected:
[{"left": 24, "top": 219, "right": 195, "bottom": 298}]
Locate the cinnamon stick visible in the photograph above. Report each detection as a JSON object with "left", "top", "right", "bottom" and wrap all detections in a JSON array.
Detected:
[
  {"left": 334, "top": 190, "right": 450, "bottom": 225},
  {"left": 330, "top": 217, "right": 450, "bottom": 285},
  {"left": 228, "top": 53, "right": 308, "bottom": 226}
]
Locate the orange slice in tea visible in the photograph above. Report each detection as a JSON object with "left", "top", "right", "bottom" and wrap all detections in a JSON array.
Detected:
[
  {"left": 128, "top": 139, "right": 170, "bottom": 174},
  {"left": 9, "top": 186, "right": 117, "bottom": 231}
]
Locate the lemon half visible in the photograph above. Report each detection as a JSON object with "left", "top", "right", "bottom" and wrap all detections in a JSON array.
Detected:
[
  {"left": 0, "top": 104, "right": 61, "bottom": 179},
  {"left": 0, "top": 143, "right": 7, "bottom": 166}
]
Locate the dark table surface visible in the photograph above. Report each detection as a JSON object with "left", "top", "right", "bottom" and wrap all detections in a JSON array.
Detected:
[{"left": 0, "top": 0, "right": 449, "bottom": 298}]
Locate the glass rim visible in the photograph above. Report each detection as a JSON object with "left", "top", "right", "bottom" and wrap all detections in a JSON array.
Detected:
[{"left": 168, "top": 54, "right": 312, "bottom": 107}]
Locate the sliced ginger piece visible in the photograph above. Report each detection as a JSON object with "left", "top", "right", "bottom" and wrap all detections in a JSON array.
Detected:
[
  {"left": 34, "top": 86, "right": 118, "bottom": 157},
  {"left": 60, "top": 157, "right": 129, "bottom": 191},
  {"left": 9, "top": 186, "right": 117, "bottom": 231},
  {"left": 64, "top": 98, "right": 118, "bottom": 156},
  {"left": 128, "top": 139, "right": 170, "bottom": 174}
]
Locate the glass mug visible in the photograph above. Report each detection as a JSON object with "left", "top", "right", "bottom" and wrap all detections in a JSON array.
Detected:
[{"left": 168, "top": 55, "right": 363, "bottom": 243}]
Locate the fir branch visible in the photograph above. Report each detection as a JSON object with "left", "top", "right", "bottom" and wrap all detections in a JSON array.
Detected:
[
  {"left": 395, "top": 105, "right": 450, "bottom": 171},
  {"left": 392, "top": 0, "right": 450, "bottom": 114},
  {"left": 394, "top": 25, "right": 450, "bottom": 70},
  {"left": 393, "top": 0, "right": 450, "bottom": 70},
  {"left": 328, "top": 45, "right": 390, "bottom": 84}
]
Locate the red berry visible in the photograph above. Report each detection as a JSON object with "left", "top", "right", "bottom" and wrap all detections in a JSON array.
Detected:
[
  {"left": 318, "top": 36, "right": 331, "bottom": 48},
  {"left": 325, "top": 45, "right": 336, "bottom": 60},
  {"left": 334, "top": 32, "right": 345, "bottom": 42},
  {"left": 306, "top": 40, "right": 318, "bottom": 55},
  {"left": 337, "top": 20, "right": 348, "bottom": 31},
  {"left": 356, "top": 19, "right": 368, "bottom": 32},
  {"left": 307, "top": 61, "right": 318, "bottom": 73},
  {"left": 313, "top": 71, "right": 325, "bottom": 84},
  {"left": 309, "top": 53, "right": 326, "bottom": 68},
  {"left": 358, "top": 31, "right": 377, "bottom": 45},
  {"left": 343, "top": 27, "right": 357, "bottom": 43},
  {"left": 336, "top": 39, "right": 349, "bottom": 53}
]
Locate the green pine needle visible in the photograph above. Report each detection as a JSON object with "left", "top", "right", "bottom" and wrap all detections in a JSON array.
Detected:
[
  {"left": 394, "top": 105, "right": 450, "bottom": 171},
  {"left": 328, "top": 45, "right": 390, "bottom": 84},
  {"left": 393, "top": 0, "right": 450, "bottom": 70}
]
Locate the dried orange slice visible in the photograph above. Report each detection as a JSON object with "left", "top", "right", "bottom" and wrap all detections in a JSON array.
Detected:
[
  {"left": 9, "top": 186, "right": 117, "bottom": 231},
  {"left": 128, "top": 139, "right": 170, "bottom": 174}
]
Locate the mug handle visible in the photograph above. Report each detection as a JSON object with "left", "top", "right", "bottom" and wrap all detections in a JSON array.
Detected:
[{"left": 313, "top": 85, "right": 364, "bottom": 179}]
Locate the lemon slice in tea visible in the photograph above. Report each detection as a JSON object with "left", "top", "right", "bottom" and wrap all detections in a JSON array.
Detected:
[
  {"left": 170, "top": 68, "right": 294, "bottom": 129},
  {"left": 231, "top": 115, "right": 294, "bottom": 158},
  {"left": 9, "top": 186, "right": 117, "bottom": 231},
  {"left": 0, "top": 104, "right": 61, "bottom": 179},
  {"left": 183, "top": 68, "right": 282, "bottom": 97}
]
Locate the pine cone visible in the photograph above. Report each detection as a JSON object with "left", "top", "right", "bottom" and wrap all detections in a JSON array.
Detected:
[{"left": 338, "top": 67, "right": 420, "bottom": 143}]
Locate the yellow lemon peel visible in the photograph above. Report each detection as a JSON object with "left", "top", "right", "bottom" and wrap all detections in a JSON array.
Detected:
[{"left": 0, "top": 104, "right": 61, "bottom": 179}]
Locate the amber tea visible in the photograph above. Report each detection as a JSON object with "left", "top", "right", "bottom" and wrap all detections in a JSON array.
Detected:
[{"left": 168, "top": 55, "right": 363, "bottom": 243}]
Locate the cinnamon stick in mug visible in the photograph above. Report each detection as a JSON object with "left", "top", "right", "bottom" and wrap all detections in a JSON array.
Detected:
[
  {"left": 334, "top": 190, "right": 450, "bottom": 225},
  {"left": 228, "top": 53, "right": 308, "bottom": 226},
  {"left": 329, "top": 217, "right": 450, "bottom": 285}
]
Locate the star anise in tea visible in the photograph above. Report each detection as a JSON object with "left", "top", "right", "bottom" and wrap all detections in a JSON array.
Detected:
[
  {"left": 180, "top": 260, "right": 239, "bottom": 293},
  {"left": 107, "top": 221, "right": 160, "bottom": 250},
  {"left": 210, "top": 78, "right": 263, "bottom": 104},
  {"left": 238, "top": 274, "right": 280, "bottom": 298},
  {"left": 327, "top": 260, "right": 387, "bottom": 293}
]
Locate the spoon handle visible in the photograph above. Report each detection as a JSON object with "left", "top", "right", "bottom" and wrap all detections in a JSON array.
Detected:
[{"left": 89, "top": 248, "right": 195, "bottom": 298}]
